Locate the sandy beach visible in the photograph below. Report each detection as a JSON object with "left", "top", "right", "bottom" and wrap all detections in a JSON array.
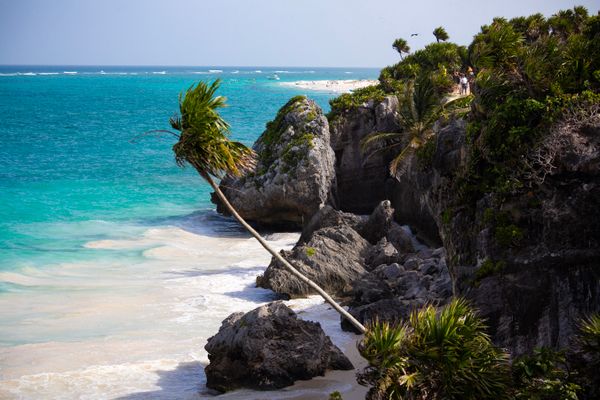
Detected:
[{"left": 279, "top": 79, "right": 378, "bottom": 93}]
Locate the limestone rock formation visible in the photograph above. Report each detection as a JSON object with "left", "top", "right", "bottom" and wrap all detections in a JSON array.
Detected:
[
  {"left": 329, "top": 95, "right": 400, "bottom": 213},
  {"left": 204, "top": 301, "right": 353, "bottom": 392},
  {"left": 212, "top": 96, "right": 335, "bottom": 228}
]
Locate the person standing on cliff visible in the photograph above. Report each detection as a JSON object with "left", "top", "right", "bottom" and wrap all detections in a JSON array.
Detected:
[{"left": 460, "top": 74, "right": 469, "bottom": 95}]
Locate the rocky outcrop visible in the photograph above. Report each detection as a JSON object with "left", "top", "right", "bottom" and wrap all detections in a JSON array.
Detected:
[
  {"left": 212, "top": 96, "right": 335, "bottom": 228},
  {"left": 392, "top": 105, "right": 600, "bottom": 355},
  {"left": 445, "top": 106, "right": 600, "bottom": 355},
  {"left": 204, "top": 302, "right": 353, "bottom": 392},
  {"left": 343, "top": 247, "right": 452, "bottom": 332},
  {"left": 329, "top": 96, "right": 400, "bottom": 213},
  {"left": 257, "top": 200, "right": 407, "bottom": 299}
]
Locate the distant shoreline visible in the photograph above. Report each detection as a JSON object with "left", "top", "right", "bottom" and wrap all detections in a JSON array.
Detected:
[{"left": 279, "top": 79, "right": 379, "bottom": 93}]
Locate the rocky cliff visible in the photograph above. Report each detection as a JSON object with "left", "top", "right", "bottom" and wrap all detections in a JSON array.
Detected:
[{"left": 395, "top": 106, "right": 600, "bottom": 355}]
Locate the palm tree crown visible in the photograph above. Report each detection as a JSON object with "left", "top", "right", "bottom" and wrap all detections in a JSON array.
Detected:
[
  {"left": 433, "top": 26, "right": 450, "bottom": 42},
  {"left": 392, "top": 38, "right": 410, "bottom": 59},
  {"left": 171, "top": 80, "right": 255, "bottom": 178}
]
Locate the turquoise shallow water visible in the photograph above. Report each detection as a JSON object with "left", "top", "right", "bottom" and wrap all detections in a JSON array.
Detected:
[
  {"left": 0, "top": 67, "right": 378, "bottom": 398},
  {"left": 0, "top": 66, "right": 377, "bottom": 279}
]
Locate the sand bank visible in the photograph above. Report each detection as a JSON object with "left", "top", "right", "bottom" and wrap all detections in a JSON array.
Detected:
[{"left": 280, "top": 79, "right": 378, "bottom": 93}]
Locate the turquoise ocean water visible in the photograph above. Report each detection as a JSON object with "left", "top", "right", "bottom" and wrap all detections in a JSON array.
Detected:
[{"left": 0, "top": 66, "right": 378, "bottom": 398}]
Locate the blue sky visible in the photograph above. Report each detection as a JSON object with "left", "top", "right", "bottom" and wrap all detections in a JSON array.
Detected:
[{"left": 1, "top": 0, "right": 598, "bottom": 67}]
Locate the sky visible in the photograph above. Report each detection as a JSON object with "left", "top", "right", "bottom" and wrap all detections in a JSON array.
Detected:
[{"left": 0, "top": 0, "right": 598, "bottom": 68}]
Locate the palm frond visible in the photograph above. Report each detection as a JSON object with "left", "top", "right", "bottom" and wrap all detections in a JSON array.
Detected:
[{"left": 171, "top": 80, "right": 256, "bottom": 178}]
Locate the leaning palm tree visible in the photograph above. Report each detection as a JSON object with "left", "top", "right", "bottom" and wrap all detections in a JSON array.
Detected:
[
  {"left": 392, "top": 38, "right": 410, "bottom": 60},
  {"left": 361, "top": 75, "right": 441, "bottom": 177},
  {"left": 167, "top": 80, "right": 366, "bottom": 333},
  {"left": 433, "top": 26, "right": 450, "bottom": 42}
]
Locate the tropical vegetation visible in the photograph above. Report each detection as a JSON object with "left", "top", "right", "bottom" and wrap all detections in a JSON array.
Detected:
[
  {"left": 358, "top": 299, "right": 511, "bottom": 400},
  {"left": 359, "top": 300, "right": 600, "bottom": 400}
]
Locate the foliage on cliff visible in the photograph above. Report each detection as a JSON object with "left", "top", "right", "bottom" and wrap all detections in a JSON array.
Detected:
[
  {"left": 457, "top": 7, "right": 600, "bottom": 205},
  {"left": 360, "top": 300, "right": 600, "bottom": 400}
]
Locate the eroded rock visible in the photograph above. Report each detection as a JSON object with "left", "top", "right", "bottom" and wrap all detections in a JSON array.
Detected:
[{"left": 213, "top": 96, "right": 335, "bottom": 228}]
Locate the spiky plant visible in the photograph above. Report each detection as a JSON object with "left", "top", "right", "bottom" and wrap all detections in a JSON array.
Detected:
[
  {"left": 164, "top": 80, "right": 366, "bottom": 333},
  {"left": 573, "top": 313, "right": 600, "bottom": 398},
  {"left": 358, "top": 299, "right": 511, "bottom": 400}
]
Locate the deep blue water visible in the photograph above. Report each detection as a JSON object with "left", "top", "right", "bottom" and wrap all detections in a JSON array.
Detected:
[{"left": 0, "top": 65, "right": 378, "bottom": 279}]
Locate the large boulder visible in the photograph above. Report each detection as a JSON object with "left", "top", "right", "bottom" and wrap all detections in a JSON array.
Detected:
[
  {"left": 204, "top": 302, "right": 353, "bottom": 392},
  {"left": 212, "top": 96, "right": 336, "bottom": 228},
  {"left": 256, "top": 225, "right": 370, "bottom": 298},
  {"left": 329, "top": 95, "right": 400, "bottom": 214}
]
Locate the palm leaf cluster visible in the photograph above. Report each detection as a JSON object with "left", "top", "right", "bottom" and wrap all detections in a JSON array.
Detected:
[
  {"left": 358, "top": 298, "right": 510, "bottom": 400},
  {"left": 360, "top": 75, "right": 442, "bottom": 177},
  {"left": 171, "top": 80, "right": 255, "bottom": 178}
]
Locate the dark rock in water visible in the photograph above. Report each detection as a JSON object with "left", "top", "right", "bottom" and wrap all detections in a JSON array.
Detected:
[
  {"left": 205, "top": 302, "right": 353, "bottom": 392},
  {"left": 330, "top": 96, "right": 400, "bottom": 213},
  {"left": 212, "top": 96, "right": 335, "bottom": 228},
  {"left": 343, "top": 248, "right": 452, "bottom": 333},
  {"left": 257, "top": 225, "right": 370, "bottom": 298}
]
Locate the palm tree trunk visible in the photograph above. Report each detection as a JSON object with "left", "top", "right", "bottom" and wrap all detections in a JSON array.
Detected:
[{"left": 205, "top": 174, "right": 367, "bottom": 334}]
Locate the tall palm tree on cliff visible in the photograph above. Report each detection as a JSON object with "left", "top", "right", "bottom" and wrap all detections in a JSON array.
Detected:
[
  {"left": 433, "top": 26, "right": 449, "bottom": 43},
  {"left": 393, "top": 38, "right": 411, "bottom": 60},
  {"left": 166, "top": 79, "right": 366, "bottom": 333}
]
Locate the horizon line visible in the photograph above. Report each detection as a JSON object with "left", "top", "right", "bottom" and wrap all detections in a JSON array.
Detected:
[{"left": 0, "top": 63, "right": 384, "bottom": 69}]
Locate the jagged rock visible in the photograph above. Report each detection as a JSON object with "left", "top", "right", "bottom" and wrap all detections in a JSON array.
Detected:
[
  {"left": 330, "top": 95, "right": 400, "bottom": 213},
  {"left": 357, "top": 200, "right": 395, "bottom": 244},
  {"left": 387, "top": 223, "right": 416, "bottom": 254},
  {"left": 205, "top": 302, "right": 353, "bottom": 392},
  {"left": 343, "top": 248, "right": 452, "bottom": 333},
  {"left": 257, "top": 225, "right": 370, "bottom": 298},
  {"left": 299, "top": 205, "right": 366, "bottom": 244},
  {"left": 365, "top": 238, "right": 402, "bottom": 270},
  {"left": 386, "top": 102, "right": 600, "bottom": 355},
  {"left": 212, "top": 96, "right": 335, "bottom": 228}
]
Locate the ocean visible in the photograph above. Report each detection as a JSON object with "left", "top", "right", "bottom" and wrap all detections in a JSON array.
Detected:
[{"left": 0, "top": 66, "right": 378, "bottom": 399}]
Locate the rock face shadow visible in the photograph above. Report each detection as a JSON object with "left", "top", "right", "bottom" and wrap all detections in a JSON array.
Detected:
[{"left": 115, "top": 361, "right": 209, "bottom": 400}]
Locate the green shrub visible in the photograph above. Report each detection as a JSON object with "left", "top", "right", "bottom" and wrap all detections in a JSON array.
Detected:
[
  {"left": 512, "top": 348, "right": 580, "bottom": 400},
  {"left": 358, "top": 298, "right": 511, "bottom": 400},
  {"left": 327, "top": 85, "right": 386, "bottom": 120}
]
